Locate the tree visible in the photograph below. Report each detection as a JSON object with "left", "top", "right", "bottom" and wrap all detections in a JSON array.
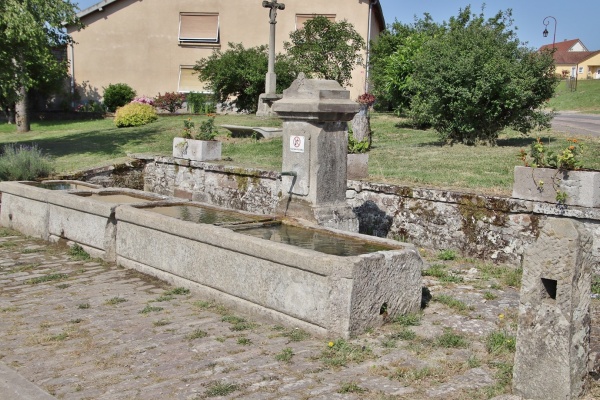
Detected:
[
  {"left": 194, "top": 43, "right": 296, "bottom": 113},
  {"left": 408, "top": 6, "right": 558, "bottom": 145},
  {"left": 0, "top": 0, "right": 82, "bottom": 132},
  {"left": 284, "top": 16, "right": 365, "bottom": 87},
  {"left": 368, "top": 17, "right": 441, "bottom": 112}
]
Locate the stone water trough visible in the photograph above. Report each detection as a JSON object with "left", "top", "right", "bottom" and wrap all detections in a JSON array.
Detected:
[
  {"left": 0, "top": 181, "right": 172, "bottom": 259},
  {"left": 0, "top": 181, "right": 423, "bottom": 338}
]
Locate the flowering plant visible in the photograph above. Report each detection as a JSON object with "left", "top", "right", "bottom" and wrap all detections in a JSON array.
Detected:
[
  {"left": 131, "top": 96, "right": 154, "bottom": 106},
  {"left": 356, "top": 93, "right": 376, "bottom": 106},
  {"left": 519, "top": 137, "right": 584, "bottom": 170},
  {"left": 518, "top": 137, "right": 585, "bottom": 204}
]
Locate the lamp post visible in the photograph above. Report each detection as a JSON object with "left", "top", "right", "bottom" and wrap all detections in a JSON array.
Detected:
[{"left": 542, "top": 16, "right": 557, "bottom": 50}]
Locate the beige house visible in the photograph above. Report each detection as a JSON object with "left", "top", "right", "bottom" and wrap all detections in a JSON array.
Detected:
[
  {"left": 540, "top": 39, "right": 600, "bottom": 80},
  {"left": 67, "top": 0, "right": 385, "bottom": 104}
]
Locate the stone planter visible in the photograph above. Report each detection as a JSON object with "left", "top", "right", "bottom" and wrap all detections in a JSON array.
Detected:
[
  {"left": 173, "top": 138, "right": 221, "bottom": 162},
  {"left": 347, "top": 153, "right": 369, "bottom": 180},
  {"left": 512, "top": 165, "right": 600, "bottom": 207}
]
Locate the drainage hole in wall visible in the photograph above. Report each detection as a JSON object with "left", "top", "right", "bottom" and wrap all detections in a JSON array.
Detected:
[
  {"left": 380, "top": 302, "right": 388, "bottom": 315},
  {"left": 542, "top": 278, "right": 557, "bottom": 300}
]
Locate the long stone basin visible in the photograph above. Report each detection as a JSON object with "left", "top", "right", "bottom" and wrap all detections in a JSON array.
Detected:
[
  {"left": 115, "top": 204, "right": 423, "bottom": 338},
  {"left": 0, "top": 182, "right": 172, "bottom": 259},
  {"left": 0, "top": 182, "right": 423, "bottom": 337}
]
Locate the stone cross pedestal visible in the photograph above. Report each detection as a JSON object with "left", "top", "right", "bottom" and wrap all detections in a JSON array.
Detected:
[
  {"left": 272, "top": 73, "right": 359, "bottom": 231},
  {"left": 256, "top": 0, "right": 285, "bottom": 117},
  {"left": 513, "top": 217, "right": 593, "bottom": 399}
]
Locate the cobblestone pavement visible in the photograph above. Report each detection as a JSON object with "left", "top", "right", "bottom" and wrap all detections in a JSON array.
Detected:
[{"left": 0, "top": 229, "right": 598, "bottom": 399}]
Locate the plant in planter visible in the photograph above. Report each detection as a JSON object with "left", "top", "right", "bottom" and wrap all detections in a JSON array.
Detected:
[
  {"left": 513, "top": 137, "right": 599, "bottom": 207},
  {"left": 173, "top": 117, "right": 221, "bottom": 161},
  {"left": 351, "top": 93, "right": 376, "bottom": 146},
  {"left": 347, "top": 124, "right": 370, "bottom": 180}
]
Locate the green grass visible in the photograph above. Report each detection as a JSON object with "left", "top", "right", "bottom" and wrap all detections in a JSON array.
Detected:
[
  {"left": 139, "top": 305, "right": 163, "bottom": 314},
  {"left": 2, "top": 112, "right": 599, "bottom": 197},
  {"left": 433, "top": 294, "right": 474, "bottom": 313},
  {"left": 67, "top": 244, "right": 90, "bottom": 261},
  {"left": 274, "top": 347, "right": 294, "bottom": 363},
  {"left": 485, "top": 330, "right": 516, "bottom": 354},
  {"left": 547, "top": 79, "right": 600, "bottom": 113},
  {"left": 105, "top": 297, "right": 127, "bottom": 305},
  {"left": 338, "top": 382, "right": 367, "bottom": 394},
  {"left": 27, "top": 273, "right": 68, "bottom": 284},
  {"left": 422, "top": 264, "right": 464, "bottom": 283},
  {"left": 186, "top": 328, "right": 208, "bottom": 340},
  {"left": 319, "top": 339, "right": 374, "bottom": 367},
  {"left": 477, "top": 264, "right": 523, "bottom": 289},
  {"left": 204, "top": 381, "right": 239, "bottom": 397},
  {"left": 221, "top": 315, "right": 255, "bottom": 331}
]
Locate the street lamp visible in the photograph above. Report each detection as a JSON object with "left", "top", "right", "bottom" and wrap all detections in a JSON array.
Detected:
[{"left": 542, "top": 16, "right": 557, "bottom": 50}]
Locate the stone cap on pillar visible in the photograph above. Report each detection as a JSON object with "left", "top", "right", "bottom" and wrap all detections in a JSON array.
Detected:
[{"left": 272, "top": 73, "right": 359, "bottom": 121}]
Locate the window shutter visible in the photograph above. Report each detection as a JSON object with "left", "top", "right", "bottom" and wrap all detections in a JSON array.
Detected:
[
  {"left": 178, "top": 67, "right": 208, "bottom": 93},
  {"left": 295, "top": 14, "right": 336, "bottom": 29},
  {"left": 179, "top": 14, "right": 219, "bottom": 43}
]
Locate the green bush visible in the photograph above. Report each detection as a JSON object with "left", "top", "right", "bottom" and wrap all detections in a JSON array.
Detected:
[
  {"left": 0, "top": 144, "right": 54, "bottom": 181},
  {"left": 103, "top": 83, "right": 136, "bottom": 112},
  {"left": 114, "top": 103, "right": 158, "bottom": 127},
  {"left": 187, "top": 92, "right": 216, "bottom": 114}
]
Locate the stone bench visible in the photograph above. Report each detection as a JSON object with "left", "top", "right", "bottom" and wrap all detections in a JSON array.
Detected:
[{"left": 220, "top": 125, "right": 282, "bottom": 139}]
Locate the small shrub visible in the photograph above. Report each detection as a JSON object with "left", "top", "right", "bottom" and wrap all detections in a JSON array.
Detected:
[
  {"left": 130, "top": 95, "right": 154, "bottom": 106},
  {"left": 187, "top": 92, "right": 216, "bottom": 114},
  {"left": 103, "top": 83, "right": 136, "bottom": 112},
  {"left": 114, "top": 103, "right": 158, "bottom": 127},
  {"left": 154, "top": 92, "right": 186, "bottom": 113},
  {"left": 0, "top": 144, "right": 54, "bottom": 181},
  {"left": 237, "top": 337, "right": 251, "bottom": 345},
  {"left": 197, "top": 117, "right": 217, "bottom": 141}
]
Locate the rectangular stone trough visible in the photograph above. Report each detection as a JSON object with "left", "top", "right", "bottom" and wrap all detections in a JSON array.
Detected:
[
  {"left": 115, "top": 204, "right": 423, "bottom": 338},
  {"left": 0, "top": 182, "right": 173, "bottom": 260}
]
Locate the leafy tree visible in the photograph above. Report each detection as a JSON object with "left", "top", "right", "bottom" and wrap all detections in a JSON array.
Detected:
[
  {"left": 284, "top": 16, "right": 365, "bottom": 87},
  {"left": 194, "top": 43, "right": 296, "bottom": 113},
  {"left": 369, "top": 17, "right": 441, "bottom": 112},
  {"left": 409, "top": 6, "right": 558, "bottom": 145},
  {"left": 0, "top": 0, "right": 82, "bottom": 132}
]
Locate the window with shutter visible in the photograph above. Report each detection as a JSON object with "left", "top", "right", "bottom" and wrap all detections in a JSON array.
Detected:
[
  {"left": 178, "top": 66, "right": 209, "bottom": 93},
  {"left": 179, "top": 13, "right": 219, "bottom": 44},
  {"left": 295, "top": 14, "right": 335, "bottom": 30}
]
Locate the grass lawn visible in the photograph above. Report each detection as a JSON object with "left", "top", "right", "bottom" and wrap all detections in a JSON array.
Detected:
[
  {"left": 0, "top": 110, "right": 599, "bottom": 197},
  {"left": 547, "top": 79, "right": 600, "bottom": 113}
]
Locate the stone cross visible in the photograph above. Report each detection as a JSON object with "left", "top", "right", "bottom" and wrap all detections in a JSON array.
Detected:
[{"left": 262, "top": 0, "right": 285, "bottom": 94}]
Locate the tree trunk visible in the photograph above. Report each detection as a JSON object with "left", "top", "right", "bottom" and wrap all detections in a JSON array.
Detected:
[
  {"left": 15, "top": 87, "right": 30, "bottom": 133},
  {"left": 351, "top": 105, "right": 371, "bottom": 145}
]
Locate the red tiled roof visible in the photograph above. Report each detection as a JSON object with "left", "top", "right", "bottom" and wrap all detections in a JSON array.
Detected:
[
  {"left": 553, "top": 51, "right": 600, "bottom": 65},
  {"left": 539, "top": 39, "right": 584, "bottom": 52}
]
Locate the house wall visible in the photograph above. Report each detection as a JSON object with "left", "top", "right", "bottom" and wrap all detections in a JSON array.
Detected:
[{"left": 68, "top": 0, "right": 380, "bottom": 102}]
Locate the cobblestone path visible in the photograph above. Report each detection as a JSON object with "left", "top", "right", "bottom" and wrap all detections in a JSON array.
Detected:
[{"left": 0, "top": 230, "right": 598, "bottom": 399}]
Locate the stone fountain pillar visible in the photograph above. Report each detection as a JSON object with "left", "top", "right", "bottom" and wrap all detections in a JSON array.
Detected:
[
  {"left": 272, "top": 73, "right": 359, "bottom": 232},
  {"left": 513, "top": 217, "right": 593, "bottom": 399}
]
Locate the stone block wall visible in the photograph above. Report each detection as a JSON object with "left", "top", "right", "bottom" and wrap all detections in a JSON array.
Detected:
[{"left": 137, "top": 156, "right": 600, "bottom": 271}]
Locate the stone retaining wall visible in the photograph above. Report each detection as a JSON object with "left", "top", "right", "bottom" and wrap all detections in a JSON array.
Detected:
[{"left": 138, "top": 156, "right": 600, "bottom": 272}]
